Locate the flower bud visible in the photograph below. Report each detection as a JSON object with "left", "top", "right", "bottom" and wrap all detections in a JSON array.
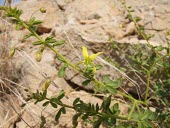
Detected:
[
  {"left": 42, "top": 79, "right": 51, "bottom": 91},
  {"left": 40, "top": 7, "right": 46, "bottom": 13},
  {"left": 9, "top": 47, "right": 15, "bottom": 57},
  {"left": 35, "top": 51, "right": 42, "bottom": 62}
]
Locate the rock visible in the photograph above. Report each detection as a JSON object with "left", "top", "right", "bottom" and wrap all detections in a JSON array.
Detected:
[
  {"left": 125, "top": 22, "right": 136, "bottom": 36},
  {"left": 2, "top": 0, "right": 170, "bottom": 127},
  {"left": 55, "top": 0, "right": 71, "bottom": 10},
  {"left": 36, "top": 25, "right": 52, "bottom": 35}
]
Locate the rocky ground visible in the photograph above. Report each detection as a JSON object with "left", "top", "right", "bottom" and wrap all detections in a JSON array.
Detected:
[{"left": 0, "top": 0, "right": 170, "bottom": 127}]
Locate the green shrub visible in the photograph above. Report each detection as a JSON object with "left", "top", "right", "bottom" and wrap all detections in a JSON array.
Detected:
[{"left": 0, "top": 2, "right": 169, "bottom": 127}]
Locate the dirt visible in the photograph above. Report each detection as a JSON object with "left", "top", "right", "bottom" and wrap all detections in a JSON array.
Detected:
[{"left": 0, "top": 0, "right": 170, "bottom": 127}]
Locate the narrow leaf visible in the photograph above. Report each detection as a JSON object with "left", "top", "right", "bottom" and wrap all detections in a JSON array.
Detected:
[
  {"left": 93, "top": 119, "right": 102, "bottom": 128},
  {"left": 33, "top": 41, "right": 43, "bottom": 45},
  {"left": 82, "top": 80, "right": 91, "bottom": 86},
  {"left": 58, "top": 64, "right": 68, "bottom": 78},
  {"left": 53, "top": 40, "right": 65, "bottom": 46},
  {"left": 50, "top": 102, "right": 58, "bottom": 108},
  {"left": 40, "top": 116, "right": 46, "bottom": 128},
  {"left": 72, "top": 113, "right": 81, "bottom": 127},
  {"left": 43, "top": 101, "right": 49, "bottom": 107},
  {"left": 61, "top": 107, "right": 66, "bottom": 114},
  {"left": 23, "top": 33, "right": 33, "bottom": 40},
  {"left": 33, "top": 20, "right": 43, "bottom": 25},
  {"left": 57, "top": 90, "right": 65, "bottom": 100},
  {"left": 55, "top": 109, "right": 62, "bottom": 121},
  {"left": 140, "top": 110, "right": 152, "bottom": 120},
  {"left": 73, "top": 98, "right": 80, "bottom": 106}
]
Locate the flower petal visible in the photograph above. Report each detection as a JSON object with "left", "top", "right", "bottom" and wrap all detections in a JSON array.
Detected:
[
  {"left": 82, "top": 46, "right": 88, "bottom": 59},
  {"left": 89, "top": 52, "right": 103, "bottom": 61}
]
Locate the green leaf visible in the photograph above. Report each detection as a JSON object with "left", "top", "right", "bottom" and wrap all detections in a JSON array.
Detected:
[
  {"left": 46, "top": 39, "right": 56, "bottom": 44},
  {"left": 148, "top": 112, "right": 157, "bottom": 120},
  {"left": 50, "top": 97, "right": 57, "bottom": 102},
  {"left": 42, "top": 101, "right": 49, "bottom": 107},
  {"left": 31, "top": 25, "right": 38, "bottom": 31},
  {"left": 50, "top": 102, "right": 58, "bottom": 108},
  {"left": 102, "top": 95, "right": 111, "bottom": 110},
  {"left": 95, "top": 103, "right": 99, "bottom": 112},
  {"left": 55, "top": 109, "right": 62, "bottom": 121},
  {"left": 143, "top": 120, "right": 154, "bottom": 128},
  {"left": 45, "top": 35, "right": 54, "bottom": 41},
  {"left": 93, "top": 119, "right": 102, "bottom": 128},
  {"left": 129, "top": 9, "right": 135, "bottom": 12},
  {"left": 110, "top": 118, "right": 116, "bottom": 125},
  {"left": 40, "top": 115, "right": 46, "bottom": 128},
  {"left": 95, "top": 64, "right": 103, "bottom": 70},
  {"left": 117, "top": 125, "right": 125, "bottom": 128},
  {"left": 61, "top": 107, "right": 66, "bottom": 114},
  {"left": 113, "top": 103, "right": 119, "bottom": 111},
  {"left": 127, "top": 125, "right": 133, "bottom": 128},
  {"left": 72, "top": 113, "right": 81, "bottom": 127},
  {"left": 33, "top": 40, "right": 43, "bottom": 45},
  {"left": 82, "top": 114, "right": 89, "bottom": 120},
  {"left": 132, "top": 113, "right": 140, "bottom": 120},
  {"left": 32, "top": 20, "right": 43, "bottom": 25},
  {"left": 106, "top": 81, "right": 121, "bottom": 88},
  {"left": 103, "top": 75, "right": 112, "bottom": 84},
  {"left": 52, "top": 40, "right": 65, "bottom": 46},
  {"left": 58, "top": 63, "right": 68, "bottom": 78},
  {"left": 103, "top": 76, "right": 121, "bottom": 89},
  {"left": 73, "top": 98, "right": 80, "bottom": 106},
  {"left": 106, "top": 85, "right": 117, "bottom": 94},
  {"left": 57, "top": 67, "right": 64, "bottom": 76},
  {"left": 15, "top": 23, "right": 22, "bottom": 30},
  {"left": 45, "top": 36, "right": 56, "bottom": 44},
  {"left": 57, "top": 90, "right": 65, "bottom": 100},
  {"left": 155, "top": 46, "right": 164, "bottom": 51},
  {"left": 29, "top": 17, "right": 36, "bottom": 24},
  {"left": 146, "top": 34, "right": 154, "bottom": 40},
  {"left": 140, "top": 110, "right": 152, "bottom": 120},
  {"left": 139, "top": 26, "right": 145, "bottom": 31},
  {"left": 57, "top": 55, "right": 65, "bottom": 62},
  {"left": 23, "top": 33, "right": 33, "bottom": 40},
  {"left": 82, "top": 80, "right": 91, "bottom": 86},
  {"left": 42, "top": 90, "right": 47, "bottom": 100},
  {"left": 134, "top": 17, "right": 142, "bottom": 22},
  {"left": 138, "top": 122, "right": 144, "bottom": 128}
]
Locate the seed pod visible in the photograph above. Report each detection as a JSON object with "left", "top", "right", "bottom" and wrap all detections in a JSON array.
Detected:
[
  {"left": 40, "top": 7, "right": 46, "bottom": 13},
  {"left": 35, "top": 51, "right": 42, "bottom": 62},
  {"left": 9, "top": 47, "right": 15, "bottom": 57},
  {"left": 42, "top": 79, "right": 51, "bottom": 91}
]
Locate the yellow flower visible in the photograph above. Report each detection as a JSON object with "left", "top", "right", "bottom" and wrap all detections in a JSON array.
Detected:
[
  {"left": 77, "top": 46, "right": 103, "bottom": 74},
  {"left": 82, "top": 46, "right": 102, "bottom": 65}
]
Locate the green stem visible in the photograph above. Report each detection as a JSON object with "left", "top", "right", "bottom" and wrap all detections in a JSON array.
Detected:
[
  {"left": 136, "top": 103, "right": 141, "bottom": 114},
  {"left": 48, "top": 45, "right": 80, "bottom": 71},
  {"left": 46, "top": 98, "right": 74, "bottom": 109},
  {"left": 145, "top": 55, "right": 168, "bottom": 103},
  {"left": 145, "top": 71, "right": 150, "bottom": 104},
  {"left": 128, "top": 101, "right": 136, "bottom": 120}
]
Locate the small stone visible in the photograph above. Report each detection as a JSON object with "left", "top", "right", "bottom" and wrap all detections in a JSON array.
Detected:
[{"left": 125, "top": 22, "right": 136, "bottom": 36}]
